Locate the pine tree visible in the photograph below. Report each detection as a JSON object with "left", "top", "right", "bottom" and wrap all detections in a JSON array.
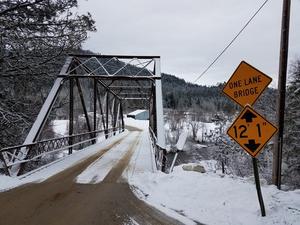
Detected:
[
  {"left": 283, "top": 59, "right": 300, "bottom": 188},
  {"left": 0, "top": 0, "right": 96, "bottom": 147}
]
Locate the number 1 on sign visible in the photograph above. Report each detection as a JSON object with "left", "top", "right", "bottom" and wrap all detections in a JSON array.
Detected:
[{"left": 256, "top": 124, "right": 261, "bottom": 137}]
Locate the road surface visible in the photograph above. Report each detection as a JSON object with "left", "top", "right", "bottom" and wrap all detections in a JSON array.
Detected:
[{"left": 0, "top": 131, "right": 184, "bottom": 225}]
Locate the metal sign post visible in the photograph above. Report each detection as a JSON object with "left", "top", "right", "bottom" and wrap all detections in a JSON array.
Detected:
[
  {"left": 252, "top": 157, "right": 266, "bottom": 217},
  {"left": 226, "top": 105, "right": 277, "bottom": 217}
]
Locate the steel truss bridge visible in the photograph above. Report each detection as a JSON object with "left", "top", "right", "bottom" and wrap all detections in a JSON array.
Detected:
[{"left": 0, "top": 54, "right": 166, "bottom": 176}]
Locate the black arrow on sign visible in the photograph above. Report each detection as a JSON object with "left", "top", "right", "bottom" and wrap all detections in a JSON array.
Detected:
[
  {"left": 244, "top": 139, "right": 261, "bottom": 152},
  {"left": 241, "top": 110, "right": 257, "bottom": 123}
]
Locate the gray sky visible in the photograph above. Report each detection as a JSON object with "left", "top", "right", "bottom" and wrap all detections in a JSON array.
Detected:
[{"left": 78, "top": 0, "right": 300, "bottom": 87}]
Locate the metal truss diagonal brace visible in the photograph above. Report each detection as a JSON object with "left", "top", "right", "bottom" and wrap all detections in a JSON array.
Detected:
[
  {"left": 23, "top": 57, "right": 73, "bottom": 144},
  {"left": 9, "top": 57, "right": 74, "bottom": 176}
]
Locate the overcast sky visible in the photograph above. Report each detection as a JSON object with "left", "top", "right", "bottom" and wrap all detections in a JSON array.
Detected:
[{"left": 78, "top": 0, "right": 300, "bottom": 87}]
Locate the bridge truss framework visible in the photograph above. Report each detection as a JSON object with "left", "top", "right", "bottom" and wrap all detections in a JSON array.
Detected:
[{"left": 0, "top": 54, "right": 166, "bottom": 176}]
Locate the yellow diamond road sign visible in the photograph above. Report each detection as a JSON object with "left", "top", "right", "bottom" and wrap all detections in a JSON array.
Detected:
[
  {"left": 223, "top": 61, "right": 272, "bottom": 107},
  {"left": 227, "top": 105, "right": 277, "bottom": 157}
]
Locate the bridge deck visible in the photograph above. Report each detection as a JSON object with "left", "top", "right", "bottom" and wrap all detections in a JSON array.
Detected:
[{"left": 0, "top": 129, "right": 183, "bottom": 225}]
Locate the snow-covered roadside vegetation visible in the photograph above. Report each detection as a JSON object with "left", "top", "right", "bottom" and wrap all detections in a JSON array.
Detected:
[
  {"left": 129, "top": 162, "right": 300, "bottom": 225},
  {"left": 163, "top": 109, "right": 265, "bottom": 177},
  {"left": 163, "top": 95, "right": 297, "bottom": 190}
]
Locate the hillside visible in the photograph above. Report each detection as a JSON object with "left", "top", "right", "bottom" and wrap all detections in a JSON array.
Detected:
[{"left": 161, "top": 73, "right": 237, "bottom": 114}]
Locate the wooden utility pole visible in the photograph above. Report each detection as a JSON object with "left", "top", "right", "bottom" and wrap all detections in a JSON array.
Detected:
[{"left": 272, "top": 0, "right": 291, "bottom": 189}]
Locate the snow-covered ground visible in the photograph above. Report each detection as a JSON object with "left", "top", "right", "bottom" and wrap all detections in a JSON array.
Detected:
[
  {"left": 165, "top": 120, "right": 221, "bottom": 143},
  {"left": 129, "top": 161, "right": 300, "bottom": 225},
  {"left": 51, "top": 119, "right": 68, "bottom": 136},
  {"left": 1, "top": 117, "right": 299, "bottom": 225},
  {"left": 124, "top": 117, "right": 149, "bottom": 130}
]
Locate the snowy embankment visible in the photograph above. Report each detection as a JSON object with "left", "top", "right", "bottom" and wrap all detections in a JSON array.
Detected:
[
  {"left": 129, "top": 161, "right": 300, "bottom": 225},
  {"left": 0, "top": 131, "right": 128, "bottom": 192}
]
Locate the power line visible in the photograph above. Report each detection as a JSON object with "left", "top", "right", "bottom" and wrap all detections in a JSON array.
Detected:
[{"left": 194, "top": 0, "right": 270, "bottom": 83}]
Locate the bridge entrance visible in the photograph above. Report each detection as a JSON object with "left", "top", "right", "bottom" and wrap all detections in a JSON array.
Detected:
[{"left": 0, "top": 54, "right": 166, "bottom": 176}]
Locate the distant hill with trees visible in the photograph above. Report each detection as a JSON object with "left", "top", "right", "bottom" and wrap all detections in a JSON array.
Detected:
[{"left": 161, "top": 73, "right": 237, "bottom": 115}]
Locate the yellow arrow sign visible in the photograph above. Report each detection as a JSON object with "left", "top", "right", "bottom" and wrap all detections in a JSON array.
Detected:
[
  {"left": 223, "top": 61, "right": 272, "bottom": 107},
  {"left": 227, "top": 105, "right": 277, "bottom": 157}
]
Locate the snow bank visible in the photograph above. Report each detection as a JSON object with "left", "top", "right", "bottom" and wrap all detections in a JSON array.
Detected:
[
  {"left": 0, "top": 175, "right": 28, "bottom": 191},
  {"left": 129, "top": 163, "right": 300, "bottom": 225},
  {"left": 51, "top": 120, "right": 68, "bottom": 136},
  {"left": 124, "top": 118, "right": 149, "bottom": 130}
]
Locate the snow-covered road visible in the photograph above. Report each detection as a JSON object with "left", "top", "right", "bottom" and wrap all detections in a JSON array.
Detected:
[{"left": 0, "top": 128, "right": 185, "bottom": 225}]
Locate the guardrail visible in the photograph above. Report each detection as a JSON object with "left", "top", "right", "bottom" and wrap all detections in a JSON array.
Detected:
[
  {"left": 0, "top": 127, "right": 124, "bottom": 176},
  {"left": 149, "top": 127, "right": 167, "bottom": 172}
]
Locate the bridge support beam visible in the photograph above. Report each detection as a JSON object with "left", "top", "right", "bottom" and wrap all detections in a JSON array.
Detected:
[
  {"left": 75, "top": 78, "right": 94, "bottom": 143},
  {"left": 154, "top": 58, "right": 166, "bottom": 148},
  {"left": 69, "top": 78, "right": 74, "bottom": 154},
  {"left": 93, "top": 78, "right": 97, "bottom": 139},
  {"left": 120, "top": 102, "right": 125, "bottom": 132},
  {"left": 97, "top": 89, "right": 106, "bottom": 131}
]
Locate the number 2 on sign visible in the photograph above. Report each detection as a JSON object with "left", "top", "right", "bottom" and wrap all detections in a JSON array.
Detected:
[
  {"left": 233, "top": 124, "right": 262, "bottom": 138},
  {"left": 233, "top": 125, "right": 248, "bottom": 138}
]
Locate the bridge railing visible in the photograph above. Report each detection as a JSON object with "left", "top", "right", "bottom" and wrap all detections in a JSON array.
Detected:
[
  {"left": 149, "top": 127, "right": 167, "bottom": 172},
  {"left": 0, "top": 127, "right": 124, "bottom": 176}
]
